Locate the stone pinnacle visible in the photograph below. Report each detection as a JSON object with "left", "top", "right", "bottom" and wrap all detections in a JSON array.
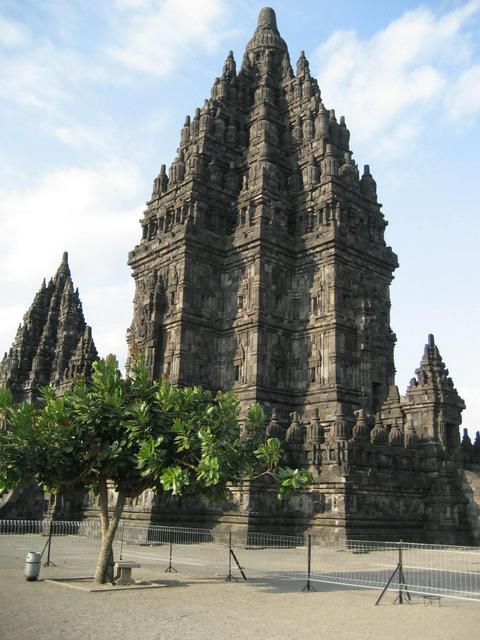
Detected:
[
  {"left": 257, "top": 7, "right": 277, "bottom": 29},
  {"left": 56, "top": 251, "right": 70, "bottom": 277}
]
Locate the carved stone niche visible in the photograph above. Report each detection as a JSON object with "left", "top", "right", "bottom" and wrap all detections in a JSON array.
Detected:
[{"left": 233, "top": 335, "right": 247, "bottom": 385}]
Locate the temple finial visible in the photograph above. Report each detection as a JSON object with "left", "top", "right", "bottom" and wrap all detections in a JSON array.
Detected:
[
  {"left": 223, "top": 50, "right": 236, "bottom": 79},
  {"left": 56, "top": 251, "right": 70, "bottom": 277},
  {"left": 257, "top": 7, "right": 277, "bottom": 29}
]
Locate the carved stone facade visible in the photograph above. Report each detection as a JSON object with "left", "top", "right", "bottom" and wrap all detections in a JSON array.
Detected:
[
  {"left": 0, "top": 252, "right": 97, "bottom": 403},
  {"left": 126, "top": 8, "right": 476, "bottom": 544},
  {"left": 128, "top": 7, "right": 397, "bottom": 425}
]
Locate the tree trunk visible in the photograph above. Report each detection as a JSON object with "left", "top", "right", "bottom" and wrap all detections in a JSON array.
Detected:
[
  {"left": 98, "top": 477, "right": 110, "bottom": 535},
  {"left": 97, "top": 477, "right": 115, "bottom": 583},
  {"left": 94, "top": 485, "right": 127, "bottom": 584}
]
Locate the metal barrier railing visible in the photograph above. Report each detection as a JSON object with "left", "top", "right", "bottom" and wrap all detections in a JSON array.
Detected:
[
  {"left": 399, "top": 541, "right": 480, "bottom": 600},
  {"left": 1, "top": 519, "right": 479, "bottom": 602},
  {"left": 309, "top": 539, "right": 480, "bottom": 601},
  {"left": 233, "top": 531, "right": 306, "bottom": 579},
  {"left": 115, "top": 523, "right": 214, "bottom": 547},
  {"left": 0, "top": 519, "right": 102, "bottom": 537}
]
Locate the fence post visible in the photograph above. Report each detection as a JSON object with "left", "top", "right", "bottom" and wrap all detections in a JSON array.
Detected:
[
  {"left": 42, "top": 519, "right": 56, "bottom": 567},
  {"left": 395, "top": 541, "right": 411, "bottom": 605},
  {"left": 165, "top": 528, "right": 178, "bottom": 573},
  {"left": 375, "top": 541, "right": 411, "bottom": 605},
  {"left": 119, "top": 522, "right": 125, "bottom": 561},
  {"left": 225, "top": 531, "right": 234, "bottom": 582},
  {"left": 302, "top": 535, "right": 315, "bottom": 592},
  {"left": 224, "top": 531, "right": 247, "bottom": 582},
  {"left": 398, "top": 544, "right": 403, "bottom": 604}
]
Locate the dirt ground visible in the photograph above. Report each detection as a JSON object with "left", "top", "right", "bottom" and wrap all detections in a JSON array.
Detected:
[{"left": 0, "top": 550, "right": 478, "bottom": 640}]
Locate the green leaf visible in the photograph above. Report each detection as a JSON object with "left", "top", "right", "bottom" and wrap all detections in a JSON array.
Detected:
[
  {"left": 197, "top": 455, "right": 220, "bottom": 486},
  {"left": 254, "top": 438, "right": 282, "bottom": 467},
  {"left": 0, "top": 477, "right": 8, "bottom": 493},
  {"left": 277, "top": 467, "right": 312, "bottom": 499},
  {"left": 0, "top": 386, "right": 13, "bottom": 412},
  {"left": 160, "top": 466, "right": 190, "bottom": 495}
]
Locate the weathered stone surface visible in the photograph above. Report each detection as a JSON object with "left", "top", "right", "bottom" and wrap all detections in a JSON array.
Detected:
[
  {"left": 128, "top": 8, "right": 397, "bottom": 428},
  {"left": 463, "top": 466, "right": 480, "bottom": 541},
  {"left": 124, "top": 8, "right": 476, "bottom": 544},
  {"left": 0, "top": 252, "right": 97, "bottom": 403},
  {"left": 1, "top": 8, "right": 475, "bottom": 545}
]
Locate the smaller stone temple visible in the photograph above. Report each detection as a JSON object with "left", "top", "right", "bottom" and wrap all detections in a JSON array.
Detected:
[{"left": 0, "top": 252, "right": 97, "bottom": 403}]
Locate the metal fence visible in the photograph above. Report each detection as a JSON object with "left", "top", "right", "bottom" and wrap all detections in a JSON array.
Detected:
[
  {"left": 1, "top": 519, "right": 479, "bottom": 602},
  {"left": 309, "top": 539, "right": 480, "bottom": 601}
]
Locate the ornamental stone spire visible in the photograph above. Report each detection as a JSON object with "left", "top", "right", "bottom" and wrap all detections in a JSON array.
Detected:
[
  {"left": 128, "top": 6, "right": 397, "bottom": 427},
  {"left": 0, "top": 253, "right": 98, "bottom": 403}
]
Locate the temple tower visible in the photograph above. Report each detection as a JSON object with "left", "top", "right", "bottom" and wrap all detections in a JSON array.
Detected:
[
  {"left": 128, "top": 7, "right": 398, "bottom": 427},
  {"left": 104, "top": 7, "right": 474, "bottom": 543},
  {"left": 0, "top": 252, "right": 97, "bottom": 403},
  {"left": 403, "top": 334, "right": 465, "bottom": 450}
]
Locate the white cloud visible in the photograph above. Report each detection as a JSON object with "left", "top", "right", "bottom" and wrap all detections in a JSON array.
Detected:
[
  {"left": 0, "top": 163, "right": 145, "bottom": 364},
  {"left": 52, "top": 124, "right": 115, "bottom": 154},
  {"left": 0, "top": 40, "right": 109, "bottom": 118},
  {"left": 0, "top": 43, "right": 67, "bottom": 114},
  {"left": 0, "top": 0, "right": 231, "bottom": 168},
  {"left": 375, "top": 122, "right": 421, "bottom": 158},
  {"left": 113, "top": 0, "right": 153, "bottom": 8},
  {"left": 0, "top": 305, "right": 25, "bottom": 358},
  {"left": 82, "top": 282, "right": 135, "bottom": 365},
  {"left": 0, "top": 15, "right": 31, "bottom": 48},
  {"left": 0, "top": 163, "right": 142, "bottom": 287},
  {"left": 448, "top": 64, "right": 480, "bottom": 120},
  {"left": 0, "top": 151, "right": 25, "bottom": 184},
  {"left": 107, "top": 0, "right": 232, "bottom": 76},
  {"left": 314, "top": 0, "right": 480, "bottom": 158}
]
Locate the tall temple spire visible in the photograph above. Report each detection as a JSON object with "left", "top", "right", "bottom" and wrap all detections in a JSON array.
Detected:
[
  {"left": 128, "top": 7, "right": 398, "bottom": 420},
  {"left": 0, "top": 254, "right": 98, "bottom": 403}
]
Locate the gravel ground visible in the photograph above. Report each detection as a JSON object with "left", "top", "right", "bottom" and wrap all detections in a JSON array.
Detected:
[{"left": 0, "top": 536, "right": 479, "bottom": 640}]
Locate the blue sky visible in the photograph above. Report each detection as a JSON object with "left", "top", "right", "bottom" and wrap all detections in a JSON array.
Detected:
[{"left": 0, "top": 0, "right": 479, "bottom": 432}]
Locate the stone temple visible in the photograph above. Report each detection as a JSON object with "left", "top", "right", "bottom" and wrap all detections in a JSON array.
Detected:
[
  {"left": 124, "top": 7, "right": 476, "bottom": 542},
  {"left": 0, "top": 253, "right": 97, "bottom": 404},
  {"left": 1, "top": 8, "right": 479, "bottom": 542}
]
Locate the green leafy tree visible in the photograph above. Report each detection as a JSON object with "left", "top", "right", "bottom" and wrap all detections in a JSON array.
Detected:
[{"left": 0, "top": 357, "right": 310, "bottom": 584}]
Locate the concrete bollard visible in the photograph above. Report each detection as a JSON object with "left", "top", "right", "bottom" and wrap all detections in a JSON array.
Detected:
[{"left": 24, "top": 552, "right": 41, "bottom": 581}]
